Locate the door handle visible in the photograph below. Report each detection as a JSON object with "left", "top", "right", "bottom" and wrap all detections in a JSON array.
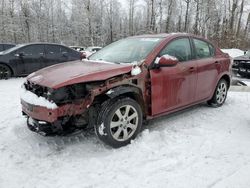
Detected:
[{"left": 189, "top": 67, "right": 196, "bottom": 72}]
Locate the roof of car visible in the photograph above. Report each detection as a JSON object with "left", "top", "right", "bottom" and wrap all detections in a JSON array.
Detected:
[
  {"left": 130, "top": 32, "right": 193, "bottom": 38},
  {"left": 19, "top": 42, "right": 69, "bottom": 47}
]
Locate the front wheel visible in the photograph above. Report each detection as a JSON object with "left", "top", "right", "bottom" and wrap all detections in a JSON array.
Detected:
[
  {"left": 0, "top": 64, "right": 11, "bottom": 79},
  {"left": 95, "top": 97, "right": 143, "bottom": 148},
  {"left": 207, "top": 79, "right": 228, "bottom": 107}
]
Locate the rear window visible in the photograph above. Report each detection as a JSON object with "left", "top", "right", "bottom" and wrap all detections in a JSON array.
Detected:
[{"left": 193, "top": 39, "right": 215, "bottom": 58}]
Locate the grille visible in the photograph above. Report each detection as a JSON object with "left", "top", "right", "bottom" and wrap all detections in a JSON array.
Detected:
[{"left": 239, "top": 61, "right": 250, "bottom": 69}]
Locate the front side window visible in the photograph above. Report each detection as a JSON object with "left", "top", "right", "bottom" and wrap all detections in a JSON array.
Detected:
[
  {"left": 89, "top": 38, "right": 163, "bottom": 64},
  {"left": 193, "top": 39, "right": 214, "bottom": 58},
  {"left": 19, "top": 45, "right": 44, "bottom": 56},
  {"left": 159, "top": 38, "right": 192, "bottom": 62}
]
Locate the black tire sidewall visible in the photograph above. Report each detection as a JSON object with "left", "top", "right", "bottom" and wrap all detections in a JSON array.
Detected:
[{"left": 95, "top": 97, "right": 143, "bottom": 148}]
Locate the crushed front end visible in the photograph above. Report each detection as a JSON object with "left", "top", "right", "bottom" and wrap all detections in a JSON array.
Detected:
[{"left": 21, "top": 81, "right": 93, "bottom": 135}]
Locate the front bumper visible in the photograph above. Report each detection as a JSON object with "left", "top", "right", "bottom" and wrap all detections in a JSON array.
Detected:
[
  {"left": 21, "top": 98, "right": 90, "bottom": 123},
  {"left": 238, "top": 68, "right": 250, "bottom": 76}
]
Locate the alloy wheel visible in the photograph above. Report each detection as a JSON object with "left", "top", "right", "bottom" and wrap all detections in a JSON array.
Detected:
[
  {"left": 216, "top": 82, "right": 227, "bottom": 104},
  {"left": 110, "top": 105, "right": 139, "bottom": 142},
  {"left": 0, "top": 66, "right": 10, "bottom": 79}
]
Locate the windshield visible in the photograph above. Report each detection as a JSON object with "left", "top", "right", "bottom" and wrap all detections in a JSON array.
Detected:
[
  {"left": 0, "top": 44, "right": 25, "bottom": 55},
  {"left": 89, "top": 38, "right": 163, "bottom": 63},
  {"left": 246, "top": 51, "right": 250, "bottom": 57}
]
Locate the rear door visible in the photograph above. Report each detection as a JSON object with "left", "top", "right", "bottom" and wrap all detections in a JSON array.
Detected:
[
  {"left": 191, "top": 38, "right": 219, "bottom": 101},
  {"left": 44, "top": 44, "right": 62, "bottom": 67},
  {"left": 17, "top": 44, "right": 45, "bottom": 74},
  {"left": 150, "top": 37, "right": 197, "bottom": 115}
]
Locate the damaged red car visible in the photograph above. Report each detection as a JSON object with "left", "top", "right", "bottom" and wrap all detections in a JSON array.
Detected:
[{"left": 21, "top": 33, "right": 231, "bottom": 148}]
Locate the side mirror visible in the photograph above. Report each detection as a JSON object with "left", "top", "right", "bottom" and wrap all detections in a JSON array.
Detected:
[
  {"left": 155, "top": 55, "right": 178, "bottom": 68},
  {"left": 244, "top": 51, "right": 247, "bottom": 55},
  {"left": 14, "top": 53, "right": 24, "bottom": 57}
]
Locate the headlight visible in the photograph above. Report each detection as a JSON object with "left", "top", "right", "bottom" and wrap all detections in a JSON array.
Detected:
[
  {"left": 46, "top": 84, "right": 87, "bottom": 105},
  {"left": 233, "top": 61, "right": 239, "bottom": 65},
  {"left": 47, "top": 87, "right": 70, "bottom": 104}
]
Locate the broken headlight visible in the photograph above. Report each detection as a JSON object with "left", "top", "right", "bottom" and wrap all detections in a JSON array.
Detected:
[{"left": 47, "top": 84, "right": 88, "bottom": 105}]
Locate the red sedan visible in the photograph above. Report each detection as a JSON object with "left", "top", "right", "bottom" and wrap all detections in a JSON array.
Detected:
[{"left": 21, "top": 33, "right": 231, "bottom": 148}]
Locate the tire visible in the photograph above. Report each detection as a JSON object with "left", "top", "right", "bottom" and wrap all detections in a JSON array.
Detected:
[
  {"left": 0, "top": 64, "right": 11, "bottom": 79},
  {"left": 207, "top": 79, "right": 228, "bottom": 107},
  {"left": 95, "top": 97, "right": 143, "bottom": 148}
]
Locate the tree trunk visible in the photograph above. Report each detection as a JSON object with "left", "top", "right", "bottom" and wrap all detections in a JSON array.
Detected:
[
  {"left": 236, "top": 0, "right": 244, "bottom": 37},
  {"left": 184, "top": 0, "right": 190, "bottom": 32}
]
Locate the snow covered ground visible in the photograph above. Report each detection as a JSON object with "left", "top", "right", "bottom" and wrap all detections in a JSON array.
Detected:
[{"left": 1, "top": 78, "right": 250, "bottom": 188}]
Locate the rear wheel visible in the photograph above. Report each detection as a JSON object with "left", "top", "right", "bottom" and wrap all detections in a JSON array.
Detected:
[
  {"left": 0, "top": 64, "right": 11, "bottom": 79},
  {"left": 207, "top": 79, "right": 228, "bottom": 107},
  {"left": 95, "top": 97, "right": 143, "bottom": 148}
]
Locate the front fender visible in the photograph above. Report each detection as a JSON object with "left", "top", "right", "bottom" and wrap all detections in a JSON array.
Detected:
[{"left": 105, "top": 85, "right": 142, "bottom": 98}]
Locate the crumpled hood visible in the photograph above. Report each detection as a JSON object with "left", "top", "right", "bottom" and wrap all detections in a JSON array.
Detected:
[{"left": 27, "top": 60, "right": 133, "bottom": 89}]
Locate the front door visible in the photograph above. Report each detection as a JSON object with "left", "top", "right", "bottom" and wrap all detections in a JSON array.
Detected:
[
  {"left": 150, "top": 37, "right": 197, "bottom": 115},
  {"left": 17, "top": 44, "right": 45, "bottom": 74}
]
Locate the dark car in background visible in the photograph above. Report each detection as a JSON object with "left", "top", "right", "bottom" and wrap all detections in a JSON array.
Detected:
[
  {"left": 234, "top": 50, "right": 250, "bottom": 77},
  {"left": 0, "top": 43, "right": 16, "bottom": 52},
  {"left": 0, "top": 43, "right": 82, "bottom": 79}
]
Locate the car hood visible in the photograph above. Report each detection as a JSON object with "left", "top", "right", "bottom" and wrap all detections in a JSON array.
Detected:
[
  {"left": 234, "top": 55, "right": 250, "bottom": 61},
  {"left": 27, "top": 60, "right": 133, "bottom": 89}
]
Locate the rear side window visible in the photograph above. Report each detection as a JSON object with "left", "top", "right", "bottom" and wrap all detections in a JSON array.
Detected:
[
  {"left": 159, "top": 38, "right": 192, "bottom": 62},
  {"left": 46, "top": 45, "right": 61, "bottom": 55},
  {"left": 0, "top": 44, "right": 4, "bottom": 51},
  {"left": 61, "top": 47, "right": 79, "bottom": 57},
  {"left": 193, "top": 39, "right": 214, "bottom": 58},
  {"left": 61, "top": 47, "right": 70, "bottom": 54}
]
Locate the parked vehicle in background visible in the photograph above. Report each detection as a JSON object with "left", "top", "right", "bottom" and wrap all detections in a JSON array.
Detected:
[
  {"left": 0, "top": 43, "right": 82, "bottom": 79},
  {"left": 234, "top": 50, "right": 250, "bottom": 78},
  {"left": 221, "top": 48, "right": 245, "bottom": 76},
  {"left": 69, "top": 46, "right": 85, "bottom": 52},
  {"left": 82, "top": 46, "right": 102, "bottom": 58},
  {"left": 0, "top": 43, "right": 16, "bottom": 52},
  {"left": 21, "top": 33, "right": 231, "bottom": 148}
]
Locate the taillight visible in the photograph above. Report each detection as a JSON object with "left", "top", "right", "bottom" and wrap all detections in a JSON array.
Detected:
[{"left": 80, "top": 52, "right": 86, "bottom": 60}]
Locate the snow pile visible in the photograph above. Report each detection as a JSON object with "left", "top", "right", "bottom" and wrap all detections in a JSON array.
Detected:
[
  {"left": 106, "top": 89, "right": 114, "bottom": 95},
  {"left": 155, "top": 54, "right": 178, "bottom": 64},
  {"left": 221, "top": 48, "right": 245, "bottom": 58},
  {"left": 131, "top": 65, "right": 142, "bottom": 75},
  {"left": 162, "top": 54, "right": 178, "bottom": 61},
  {"left": 83, "top": 59, "right": 114, "bottom": 64},
  {"left": 20, "top": 86, "right": 57, "bottom": 109}
]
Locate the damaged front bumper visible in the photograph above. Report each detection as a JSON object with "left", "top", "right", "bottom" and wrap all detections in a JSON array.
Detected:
[
  {"left": 21, "top": 98, "right": 91, "bottom": 135},
  {"left": 27, "top": 117, "right": 62, "bottom": 136}
]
